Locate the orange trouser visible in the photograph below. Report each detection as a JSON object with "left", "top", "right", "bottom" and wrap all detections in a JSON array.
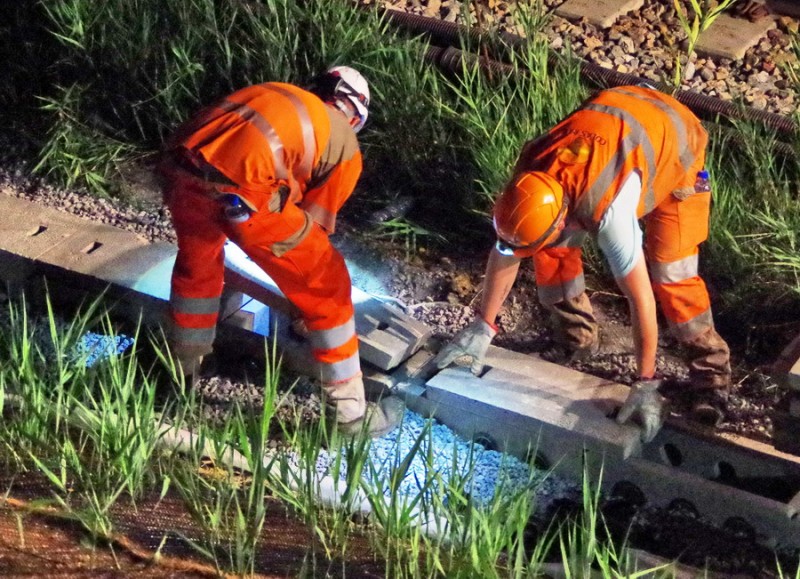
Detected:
[
  {"left": 165, "top": 170, "right": 360, "bottom": 383},
  {"left": 645, "top": 190, "right": 713, "bottom": 341}
]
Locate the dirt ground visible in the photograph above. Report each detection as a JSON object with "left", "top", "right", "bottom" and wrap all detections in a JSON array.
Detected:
[
  {"left": 0, "top": 485, "right": 385, "bottom": 579},
  {"left": 332, "top": 210, "right": 788, "bottom": 445}
]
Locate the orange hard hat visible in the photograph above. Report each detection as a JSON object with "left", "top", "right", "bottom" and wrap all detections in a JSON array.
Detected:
[{"left": 493, "top": 171, "right": 567, "bottom": 257}]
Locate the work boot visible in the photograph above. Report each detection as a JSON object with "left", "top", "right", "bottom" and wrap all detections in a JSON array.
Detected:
[
  {"left": 546, "top": 293, "right": 599, "bottom": 362},
  {"left": 322, "top": 374, "right": 404, "bottom": 438},
  {"left": 689, "top": 389, "right": 728, "bottom": 427},
  {"left": 338, "top": 397, "right": 406, "bottom": 438},
  {"left": 682, "top": 327, "right": 732, "bottom": 391}
]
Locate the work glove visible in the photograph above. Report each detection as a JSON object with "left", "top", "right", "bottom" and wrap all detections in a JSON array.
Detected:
[
  {"left": 616, "top": 379, "right": 666, "bottom": 443},
  {"left": 433, "top": 318, "right": 497, "bottom": 376}
]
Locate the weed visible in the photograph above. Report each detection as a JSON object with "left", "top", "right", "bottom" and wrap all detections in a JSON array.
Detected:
[{"left": 671, "top": 0, "right": 739, "bottom": 86}]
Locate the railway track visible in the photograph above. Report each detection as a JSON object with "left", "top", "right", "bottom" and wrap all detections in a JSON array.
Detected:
[
  {"left": 1, "top": 192, "right": 799, "bottom": 559},
  {"left": 370, "top": 0, "right": 799, "bottom": 118}
]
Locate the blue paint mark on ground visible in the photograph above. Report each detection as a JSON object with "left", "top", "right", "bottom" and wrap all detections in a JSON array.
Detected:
[{"left": 74, "top": 332, "right": 135, "bottom": 367}]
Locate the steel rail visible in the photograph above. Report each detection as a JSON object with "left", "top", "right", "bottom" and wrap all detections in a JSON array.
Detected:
[{"left": 380, "top": 9, "right": 799, "bottom": 145}]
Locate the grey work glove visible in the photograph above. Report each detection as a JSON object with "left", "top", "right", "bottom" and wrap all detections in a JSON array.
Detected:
[
  {"left": 433, "top": 318, "right": 497, "bottom": 375},
  {"left": 616, "top": 380, "right": 666, "bottom": 443}
]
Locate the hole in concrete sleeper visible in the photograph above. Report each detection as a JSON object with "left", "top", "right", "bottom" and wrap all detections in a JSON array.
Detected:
[
  {"left": 609, "top": 481, "right": 646, "bottom": 507},
  {"left": 81, "top": 241, "right": 103, "bottom": 255},
  {"left": 28, "top": 225, "right": 48, "bottom": 237},
  {"left": 473, "top": 432, "right": 498, "bottom": 451},
  {"left": 715, "top": 461, "right": 737, "bottom": 483},
  {"left": 525, "top": 450, "right": 551, "bottom": 471},
  {"left": 667, "top": 497, "right": 699, "bottom": 518},
  {"left": 660, "top": 443, "right": 683, "bottom": 467},
  {"left": 723, "top": 516, "right": 756, "bottom": 542}
]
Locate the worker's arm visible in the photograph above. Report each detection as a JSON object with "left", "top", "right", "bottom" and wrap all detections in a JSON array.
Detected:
[
  {"left": 301, "top": 151, "right": 362, "bottom": 234},
  {"left": 615, "top": 254, "right": 664, "bottom": 444},
  {"left": 595, "top": 172, "right": 656, "bottom": 378},
  {"left": 479, "top": 248, "right": 522, "bottom": 325},
  {"left": 434, "top": 246, "right": 521, "bottom": 374},
  {"left": 615, "top": 253, "right": 658, "bottom": 379}
]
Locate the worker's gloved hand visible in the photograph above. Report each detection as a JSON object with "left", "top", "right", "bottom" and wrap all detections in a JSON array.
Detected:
[
  {"left": 616, "top": 379, "right": 666, "bottom": 443},
  {"left": 433, "top": 318, "right": 497, "bottom": 375}
]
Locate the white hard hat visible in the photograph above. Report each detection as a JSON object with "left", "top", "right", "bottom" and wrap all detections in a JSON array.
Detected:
[{"left": 326, "top": 66, "right": 370, "bottom": 133}]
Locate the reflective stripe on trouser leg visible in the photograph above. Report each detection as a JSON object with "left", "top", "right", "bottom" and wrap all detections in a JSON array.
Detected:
[
  {"left": 165, "top": 169, "right": 226, "bottom": 356},
  {"left": 309, "top": 318, "right": 361, "bottom": 383},
  {"left": 221, "top": 203, "right": 360, "bottom": 383},
  {"left": 534, "top": 246, "right": 586, "bottom": 306},
  {"left": 652, "top": 276, "right": 714, "bottom": 340}
]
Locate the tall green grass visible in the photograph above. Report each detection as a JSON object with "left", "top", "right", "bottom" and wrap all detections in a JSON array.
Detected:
[
  {"left": 4, "top": 0, "right": 800, "bottom": 356},
  {"left": 703, "top": 117, "right": 800, "bottom": 359},
  {"left": 0, "top": 292, "right": 688, "bottom": 577}
]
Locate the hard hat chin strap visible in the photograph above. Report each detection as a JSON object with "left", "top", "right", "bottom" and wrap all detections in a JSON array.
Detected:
[{"left": 332, "top": 77, "right": 369, "bottom": 107}]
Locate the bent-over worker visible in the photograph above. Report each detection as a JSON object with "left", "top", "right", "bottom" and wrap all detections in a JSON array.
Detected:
[
  {"left": 435, "top": 85, "right": 731, "bottom": 443},
  {"left": 159, "top": 66, "right": 403, "bottom": 437}
]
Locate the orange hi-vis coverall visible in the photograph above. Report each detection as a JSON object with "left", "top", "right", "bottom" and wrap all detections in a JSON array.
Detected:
[
  {"left": 514, "top": 85, "right": 714, "bottom": 343},
  {"left": 161, "top": 82, "right": 363, "bottom": 384}
]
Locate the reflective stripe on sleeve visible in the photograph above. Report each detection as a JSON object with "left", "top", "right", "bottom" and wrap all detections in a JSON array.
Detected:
[
  {"left": 170, "top": 295, "right": 220, "bottom": 316},
  {"left": 308, "top": 318, "right": 357, "bottom": 351},
  {"left": 537, "top": 274, "right": 586, "bottom": 306},
  {"left": 304, "top": 202, "right": 337, "bottom": 233},
  {"left": 650, "top": 254, "right": 699, "bottom": 284}
]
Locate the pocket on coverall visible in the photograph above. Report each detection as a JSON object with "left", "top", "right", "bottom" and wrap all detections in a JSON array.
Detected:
[{"left": 675, "top": 191, "right": 711, "bottom": 253}]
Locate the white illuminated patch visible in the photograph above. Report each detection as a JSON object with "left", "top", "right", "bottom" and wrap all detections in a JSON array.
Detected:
[
  {"left": 224, "top": 240, "right": 374, "bottom": 305},
  {"left": 542, "top": 193, "right": 555, "bottom": 204}
]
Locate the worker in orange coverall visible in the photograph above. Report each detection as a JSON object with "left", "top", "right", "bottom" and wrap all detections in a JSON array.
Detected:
[
  {"left": 435, "top": 85, "right": 731, "bottom": 443},
  {"left": 159, "top": 66, "right": 403, "bottom": 437}
]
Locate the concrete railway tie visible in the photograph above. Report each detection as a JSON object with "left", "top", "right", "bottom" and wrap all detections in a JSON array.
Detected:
[{"left": 1, "top": 192, "right": 799, "bottom": 550}]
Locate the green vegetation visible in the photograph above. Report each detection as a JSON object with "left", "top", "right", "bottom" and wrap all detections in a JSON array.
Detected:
[
  {"left": 1, "top": 0, "right": 797, "bottom": 357},
  {"left": 0, "top": 0, "right": 799, "bottom": 572},
  {"left": 0, "top": 295, "right": 683, "bottom": 576},
  {"left": 671, "top": 0, "right": 740, "bottom": 86}
]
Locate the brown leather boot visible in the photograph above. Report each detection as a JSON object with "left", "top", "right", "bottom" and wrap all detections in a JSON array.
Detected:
[
  {"left": 667, "top": 327, "right": 732, "bottom": 427},
  {"left": 337, "top": 397, "right": 406, "bottom": 438}
]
